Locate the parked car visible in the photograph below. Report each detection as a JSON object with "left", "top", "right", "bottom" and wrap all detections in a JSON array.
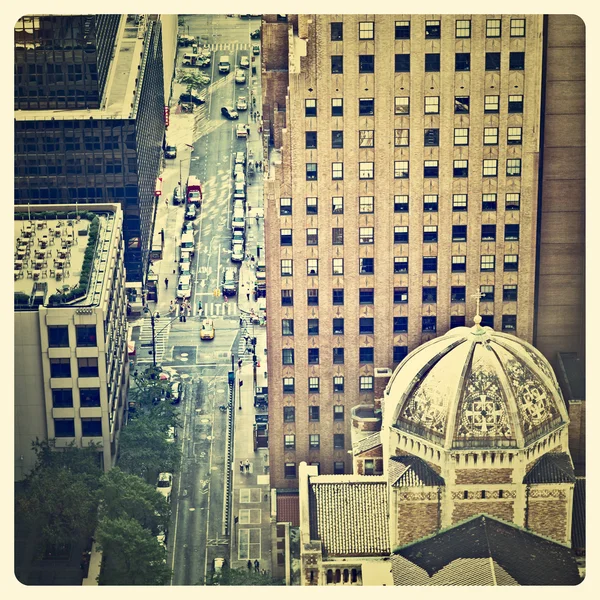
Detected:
[
  {"left": 164, "top": 145, "right": 177, "bottom": 159},
  {"left": 177, "top": 275, "right": 192, "bottom": 299},
  {"left": 156, "top": 472, "right": 173, "bottom": 502},
  {"left": 233, "top": 181, "right": 246, "bottom": 200},
  {"left": 169, "top": 381, "right": 183, "bottom": 404},
  {"left": 231, "top": 242, "right": 244, "bottom": 262},
  {"left": 239, "top": 55, "right": 250, "bottom": 69},
  {"left": 185, "top": 204, "right": 197, "bottom": 220},
  {"left": 179, "top": 91, "right": 206, "bottom": 105},
  {"left": 222, "top": 268, "right": 238, "bottom": 296},
  {"left": 236, "top": 124, "right": 248, "bottom": 138},
  {"left": 178, "top": 34, "right": 195, "bottom": 47},
  {"left": 233, "top": 163, "right": 245, "bottom": 177},
  {"left": 182, "top": 220, "right": 194, "bottom": 234},
  {"left": 166, "top": 426, "right": 177, "bottom": 443},
  {"left": 173, "top": 186, "right": 183, "bottom": 205},
  {"left": 250, "top": 29, "right": 261, "bottom": 40},
  {"left": 235, "top": 69, "right": 246, "bottom": 84},
  {"left": 179, "top": 255, "right": 191, "bottom": 276},
  {"left": 252, "top": 45, "right": 260, "bottom": 55},
  {"left": 236, "top": 96, "right": 248, "bottom": 111},
  {"left": 221, "top": 106, "right": 239, "bottom": 120},
  {"left": 200, "top": 319, "right": 215, "bottom": 340},
  {"left": 234, "top": 151, "right": 246, "bottom": 166}
]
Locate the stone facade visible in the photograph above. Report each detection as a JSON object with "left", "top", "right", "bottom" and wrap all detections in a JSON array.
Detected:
[
  {"left": 395, "top": 493, "right": 440, "bottom": 547},
  {"left": 455, "top": 468, "right": 513, "bottom": 485},
  {"left": 452, "top": 499, "right": 515, "bottom": 524},
  {"left": 527, "top": 486, "right": 572, "bottom": 544}
]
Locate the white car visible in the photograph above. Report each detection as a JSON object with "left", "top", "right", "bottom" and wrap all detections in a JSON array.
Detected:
[
  {"left": 233, "top": 163, "right": 245, "bottom": 176},
  {"left": 234, "top": 151, "right": 246, "bottom": 166},
  {"left": 234, "top": 172, "right": 246, "bottom": 186},
  {"left": 236, "top": 96, "right": 248, "bottom": 111},
  {"left": 166, "top": 426, "right": 177, "bottom": 443},
  {"left": 235, "top": 69, "right": 246, "bottom": 84},
  {"left": 236, "top": 124, "right": 248, "bottom": 138},
  {"left": 177, "top": 275, "right": 192, "bottom": 299},
  {"left": 156, "top": 472, "right": 173, "bottom": 502},
  {"left": 231, "top": 242, "right": 244, "bottom": 262},
  {"left": 239, "top": 55, "right": 250, "bottom": 69}
]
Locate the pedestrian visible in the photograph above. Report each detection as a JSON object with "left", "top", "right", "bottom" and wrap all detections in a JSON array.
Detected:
[
  {"left": 258, "top": 125, "right": 262, "bottom": 134},
  {"left": 165, "top": 198, "right": 168, "bottom": 208},
  {"left": 246, "top": 292, "right": 250, "bottom": 301},
  {"left": 238, "top": 358, "right": 243, "bottom": 369},
  {"left": 253, "top": 97, "right": 256, "bottom": 107},
  {"left": 164, "top": 277, "right": 169, "bottom": 289},
  {"left": 247, "top": 559, "right": 252, "bottom": 571},
  {"left": 255, "top": 216, "right": 259, "bottom": 225},
  {"left": 224, "top": 295, "right": 228, "bottom": 303},
  {"left": 240, "top": 461, "right": 244, "bottom": 473},
  {"left": 254, "top": 559, "right": 260, "bottom": 572},
  {"left": 251, "top": 255, "right": 255, "bottom": 263},
  {"left": 245, "top": 459, "right": 250, "bottom": 472},
  {"left": 160, "top": 228, "right": 164, "bottom": 244}
]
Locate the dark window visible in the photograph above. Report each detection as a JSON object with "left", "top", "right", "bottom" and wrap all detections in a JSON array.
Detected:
[
  {"left": 503, "top": 285, "right": 518, "bottom": 301},
  {"left": 80, "top": 389, "right": 101, "bottom": 407},
  {"left": 78, "top": 357, "right": 98, "bottom": 377},
  {"left": 305, "top": 99, "right": 317, "bottom": 117},
  {"left": 452, "top": 256, "right": 466, "bottom": 273},
  {"left": 502, "top": 315, "right": 517, "bottom": 331},
  {"left": 308, "top": 348, "right": 320, "bottom": 364},
  {"left": 332, "top": 228, "right": 344, "bottom": 245},
  {"left": 481, "top": 315, "right": 494, "bottom": 328},
  {"left": 306, "top": 197, "right": 318, "bottom": 215},
  {"left": 334, "top": 461, "right": 345, "bottom": 474},
  {"left": 423, "top": 226, "right": 438, "bottom": 243},
  {"left": 425, "top": 20, "right": 441, "bottom": 38},
  {"left": 452, "top": 225, "right": 467, "bottom": 242},
  {"left": 359, "top": 55, "right": 374, "bottom": 73},
  {"left": 306, "top": 163, "right": 317, "bottom": 180},
  {"left": 425, "top": 53, "right": 440, "bottom": 72},
  {"left": 482, "top": 194, "right": 497, "bottom": 211},
  {"left": 309, "top": 406, "right": 320, "bottom": 422},
  {"left": 504, "top": 255, "right": 519, "bottom": 271},
  {"left": 306, "top": 228, "right": 318, "bottom": 245},
  {"left": 394, "top": 257, "right": 408, "bottom": 274},
  {"left": 482, "top": 225, "right": 496, "bottom": 241},
  {"left": 394, "top": 287, "right": 408, "bottom": 303},
  {"left": 424, "top": 129, "right": 439, "bottom": 146},
  {"left": 450, "top": 316, "right": 466, "bottom": 328},
  {"left": 282, "top": 349, "right": 295, "bottom": 365},
  {"left": 332, "top": 130, "right": 343, "bottom": 148},
  {"left": 359, "top": 318, "right": 374, "bottom": 334},
  {"left": 284, "top": 463, "right": 297, "bottom": 478},
  {"left": 394, "top": 346, "right": 408, "bottom": 362},
  {"left": 305, "top": 131, "right": 317, "bottom": 149},
  {"left": 284, "top": 406, "right": 295, "bottom": 422},
  {"left": 394, "top": 195, "right": 409, "bottom": 212},
  {"left": 76, "top": 326, "right": 97, "bottom": 347},
  {"left": 395, "top": 54, "right": 410, "bottom": 72},
  {"left": 281, "top": 289, "right": 294, "bottom": 306},
  {"left": 395, "top": 226, "right": 409, "bottom": 244},
  {"left": 453, "top": 160, "right": 468, "bottom": 177},
  {"left": 331, "top": 22, "right": 343, "bottom": 41},
  {"left": 422, "top": 316, "right": 437, "bottom": 332},
  {"left": 424, "top": 161, "right": 439, "bottom": 178},
  {"left": 280, "top": 229, "right": 292, "bottom": 245},
  {"left": 308, "top": 378, "right": 320, "bottom": 393},
  {"left": 54, "top": 418, "right": 75, "bottom": 437},
  {"left": 282, "top": 319, "right": 294, "bottom": 336},
  {"left": 359, "top": 98, "right": 374, "bottom": 116},
  {"left": 280, "top": 197, "right": 292, "bottom": 215},
  {"left": 52, "top": 389, "right": 73, "bottom": 408},
  {"left": 331, "top": 55, "right": 343, "bottom": 74},
  {"left": 359, "top": 288, "right": 374, "bottom": 304},
  {"left": 395, "top": 21, "right": 410, "bottom": 39},
  {"left": 334, "top": 434, "right": 345, "bottom": 450},
  {"left": 307, "top": 289, "right": 319, "bottom": 306},
  {"left": 283, "top": 378, "right": 295, "bottom": 393},
  {"left": 422, "top": 287, "right": 437, "bottom": 303},
  {"left": 423, "top": 257, "right": 438, "bottom": 273},
  {"left": 480, "top": 285, "right": 495, "bottom": 302},
  {"left": 359, "top": 347, "right": 374, "bottom": 363},
  {"left": 333, "top": 405, "right": 344, "bottom": 421},
  {"left": 48, "top": 326, "right": 69, "bottom": 347},
  {"left": 308, "top": 319, "right": 319, "bottom": 336},
  {"left": 455, "top": 53, "right": 471, "bottom": 71},
  {"left": 81, "top": 418, "right": 102, "bottom": 437},
  {"left": 333, "top": 288, "right": 344, "bottom": 305},
  {"left": 50, "top": 358, "right": 71, "bottom": 378},
  {"left": 359, "top": 258, "right": 374, "bottom": 274},
  {"left": 505, "top": 224, "right": 520, "bottom": 241},
  {"left": 508, "top": 95, "right": 523, "bottom": 113},
  {"left": 333, "top": 318, "right": 344, "bottom": 335},
  {"left": 510, "top": 52, "right": 525, "bottom": 70},
  {"left": 485, "top": 52, "right": 501, "bottom": 71},
  {"left": 455, "top": 96, "right": 470, "bottom": 113},
  {"left": 333, "top": 347, "right": 345, "bottom": 364},
  {"left": 332, "top": 98, "right": 343, "bottom": 116},
  {"left": 451, "top": 286, "right": 466, "bottom": 302},
  {"left": 394, "top": 317, "right": 408, "bottom": 333}
]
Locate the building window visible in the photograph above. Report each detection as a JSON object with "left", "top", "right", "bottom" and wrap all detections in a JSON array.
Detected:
[
  {"left": 283, "top": 406, "right": 295, "bottom": 423},
  {"left": 454, "top": 128, "right": 469, "bottom": 146},
  {"left": 394, "top": 287, "right": 408, "bottom": 303},
  {"left": 281, "top": 289, "right": 294, "bottom": 307},
  {"left": 308, "top": 348, "right": 320, "bottom": 365},
  {"left": 306, "top": 197, "right": 318, "bottom": 215},
  {"left": 284, "top": 463, "right": 297, "bottom": 478},
  {"left": 333, "top": 405, "right": 344, "bottom": 420},
  {"left": 507, "top": 127, "right": 522, "bottom": 145},
  {"left": 331, "top": 55, "right": 343, "bottom": 74},
  {"left": 424, "top": 129, "right": 439, "bottom": 146},
  {"left": 484, "top": 127, "right": 498, "bottom": 145},
  {"left": 453, "top": 194, "right": 467, "bottom": 212},
  {"left": 452, "top": 225, "right": 467, "bottom": 242},
  {"left": 331, "top": 22, "right": 343, "bottom": 41},
  {"left": 333, "top": 289, "right": 344, "bottom": 305},
  {"left": 283, "top": 378, "right": 295, "bottom": 393},
  {"left": 359, "top": 21, "right": 374, "bottom": 39},
  {"left": 455, "top": 96, "right": 470, "bottom": 113},
  {"left": 395, "top": 54, "right": 410, "bottom": 72},
  {"left": 394, "top": 195, "right": 409, "bottom": 213},
  {"left": 334, "top": 461, "right": 345, "bottom": 474},
  {"left": 359, "top": 227, "right": 374, "bottom": 244},
  {"left": 450, "top": 316, "right": 466, "bottom": 328},
  {"left": 52, "top": 389, "right": 73, "bottom": 408},
  {"left": 451, "top": 286, "right": 466, "bottom": 302},
  {"left": 425, "top": 19, "right": 440, "bottom": 38},
  {"left": 333, "top": 347, "right": 345, "bottom": 364},
  {"left": 395, "top": 97, "right": 409, "bottom": 114},
  {"left": 422, "top": 316, "right": 437, "bottom": 333},
  {"left": 359, "top": 55, "right": 375, "bottom": 73},
  {"left": 359, "top": 288, "right": 374, "bottom": 304},
  {"left": 307, "top": 259, "right": 319, "bottom": 276},
  {"left": 395, "top": 161, "right": 409, "bottom": 179},
  {"left": 306, "top": 163, "right": 318, "bottom": 181},
  {"left": 78, "top": 358, "right": 98, "bottom": 377},
  {"left": 307, "top": 289, "right": 319, "bottom": 306},
  {"left": 482, "top": 194, "right": 497, "bottom": 211},
  {"left": 280, "top": 197, "right": 292, "bottom": 215},
  {"left": 481, "top": 315, "right": 494, "bottom": 328},
  {"left": 359, "top": 130, "right": 374, "bottom": 148},
  {"left": 332, "top": 258, "right": 344, "bottom": 276},
  {"left": 309, "top": 434, "right": 320, "bottom": 449},
  {"left": 307, "top": 319, "right": 319, "bottom": 336},
  {"left": 309, "top": 406, "right": 320, "bottom": 422},
  {"left": 360, "top": 347, "right": 374, "bottom": 363},
  {"left": 482, "top": 224, "right": 497, "bottom": 242},
  {"left": 282, "top": 319, "right": 294, "bottom": 336},
  {"left": 507, "top": 159, "right": 521, "bottom": 176},
  {"left": 80, "top": 389, "right": 101, "bottom": 408},
  {"left": 505, "top": 224, "right": 520, "bottom": 241},
  {"left": 359, "top": 258, "right": 374, "bottom": 275},
  {"left": 425, "top": 53, "right": 440, "bottom": 72},
  {"left": 359, "top": 162, "right": 374, "bottom": 179},
  {"left": 284, "top": 434, "right": 296, "bottom": 450},
  {"left": 483, "top": 159, "right": 498, "bottom": 177},
  {"left": 359, "top": 196, "right": 374, "bottom": 213},
  {"left": 331, "top": 130, "right": 344, "bottom": 149},
  {"left": 282, "top": 348, "right": 295, "bottom": 365},
  {"left": 452, "top": 256, "right": 466, "bottom": 273},
  {"left": 334, "top": 434, "right": 345, "bottom": 450},
  {"left": 54, "top": 418, "right": 75, "bottom": 438},
  {"left": 506, "top": 193, "right": 521, "bottom": 210},
  {"left": 305, "top": 99, "right": 317, "bottom": 117},
  {"left": 502, "top": 315, "right": 517, "bottom": 331},
  {"left": 486, "top": 52, "right": 501, "bottom": 71},
  {"left": 359, "top": 318, "right": 374, "bottom": 335},
  {"left": 424, "top": 160, "right": 439, "bottom": 178},
  {"left": 306, "top": 131, "right": 317, "bottom": 149},
  {"left": 487, "top": 18, "right": 501, "bottom": 37},
  {"left": 81, "top": 418, "right": 102, "bottom": 437},
  {"left": 481, "top": 255, "right": 495, "bottom": 272},
  {"left": 508, "top": 95, "right": 524, "bottom": 113},
  {"left": 510, "top": 52, "right": 525, "bottom": 70},
  {"left": 332, "top": 162, "right": 344, "bottom": 180},
  {"left": 306, "top": 228, "right": 318, "bottom": 246},
  {"left": 456, "top": 19, "right": 471, "bottom": 38},
  {"left": 394, "top": 317, "right": 408, "bottom": 333},
  {"left": 332, "top": 228, "right": 344, "bottom": 245},
  {"left": 453, "top": 160, "right": 468, "bottom": 177},
  {"left": 332, "top": 98, "right": 343, "bottom": 116},
  {"left": 395, "top": 20, "right": 410, "bottom": 39},
  {"left": 455, "top": 53, "right": 471, "bottom": 71},
  {"left": 480, "top": 285, "right": 495, "bottom": 302},
  {"left": 503, "top": 285, "right": 518, "bottom": 301},
  {"left": 308, "top": 377, "right": 320, "bottom": 392},
  {"left": 359, "top": 98, "right": 374, "bottom": 116},
  {"left": 395, "top": 226, "right": 409, "bottom": 244},
  {"left": 510, "top": 18, "right": 526, "bottom": 37},
  {"left": 332, "top": 318, "right": 345, "bottom": 335},
  {"left": 280, "top": 229, "right": 293, "bottom": 246},
  {"left": 424, "top": 195, "right": 438, "bottom": 212},
  {"left": 48, "top": 326, "right": 69, "bottom": 348},
  {"left": 423, "top": 226, "right": 438, "bottom": 243},
  {"left": 424, "top": 96, "right": 439, "bottom": 114},
  {"left": 281, "top": 259, "right": 293, "bottom": 276},
  {"left": 359, "top": 376, "right": 374, "bottom": 391},
  {"left": 484, "top": 95, "right": 499, "bottom": 113},
  {"left": 395, "top": 129, "right": 409, "bottom": 147},
  {"left": 394, "top": 257, "right": 408, "bottom": 274},
  {"left": 423, "top": 257, "right": 438, "bottom": 273}
]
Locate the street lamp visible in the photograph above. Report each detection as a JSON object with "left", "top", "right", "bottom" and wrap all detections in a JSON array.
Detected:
[
  {"left": 144, "top": 305, "right": 193, "bottom": 367},
  {"left": 178, "top": 149, "right": 197, "bottom": 191}
]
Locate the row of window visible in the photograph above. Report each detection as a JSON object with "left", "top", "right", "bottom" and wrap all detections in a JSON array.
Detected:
[
  {"left": 280, "top": 193, "right": 520, "bottom": 215},
  {"left": 283, "top": 405, "right": 345, "bottom": 422},
  {"left": 305, "top": 158, "right": 523, "bottom": 180},
  {"left": 284, "top": 433, "right": 345, "bottom": 450},
  {"left": 305, "top": 94, "right": 522, "bottom": 117},
  {"left": 52, "top": 388, "right": 101, "bottom": 408},
  {"left": 280, "top": 254, "right": 519, "bottom": 276},
  {"left": 50, "top": 357, "right": 99, "bottom": 378},
  {"left": 283, "top": 461, "right": 348, "bottom": 478},
  {"left": 281, "top": 285, "right": 517, "bottom": 307},
  {"left": 330, "top": 19, "right": 526, "bottom": 41},
  {"left": 54, "top": 417, "right": 102, "bottom": 437},
  {"left": 48, "top": 325, "right": 97, "bottom": 347}
]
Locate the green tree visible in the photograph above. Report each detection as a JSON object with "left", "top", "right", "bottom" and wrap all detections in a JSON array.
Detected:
[
  {"left": 96, "top": 517, "right": 172, "bottom": 585},
  {"left": 128, "top": 366, "right": 172, "bottom": 410},
  {"left": 176, "top": 69, "right": 210, "bottom": 94},
  {"left": 207, "top": 566, "right": 284, "bottom": 586}
]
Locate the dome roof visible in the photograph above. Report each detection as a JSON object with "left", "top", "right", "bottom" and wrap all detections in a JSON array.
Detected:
[{"left": 383, "top": 322, "right": 568, "bottom": 450}]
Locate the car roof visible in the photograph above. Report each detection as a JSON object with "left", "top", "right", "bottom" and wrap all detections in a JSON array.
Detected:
[
  {"left": 202, "top": 319, "right": 214, "bottom": 326},
  {"left": 179, "top": 275, "right": 191, "bottom": 283}
]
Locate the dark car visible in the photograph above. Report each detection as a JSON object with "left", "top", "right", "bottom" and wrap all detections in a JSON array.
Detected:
[
  {"left": 221, "top": 106, "right": 239, "bottom": 120},
  {"left": 164, "top": 145, "right": 177, "bottom": 159},
  {"left": 173, "top": 186, "right": 183, "bottom": 205},
  {"left": 250, "top": 29, "right": 261, "bottom": 40},
  {"left": 179, "top": 91, "right": 206, "bottom": 106}
]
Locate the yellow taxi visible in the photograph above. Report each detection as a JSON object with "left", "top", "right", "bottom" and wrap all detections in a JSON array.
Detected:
[{"left": 200, "top": 318, "right": 215, "bottom": 340}]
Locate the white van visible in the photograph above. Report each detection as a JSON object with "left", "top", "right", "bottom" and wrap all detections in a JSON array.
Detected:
[
  {"left": 232, "top": 208, "right": 245, "bottom": 231},
  {"left": 218, "top": 55, "right": 231, "bottom": 74},
  {"left": 177, "top": 275, "right": 192, "bottom": 299},
  {"left": 180, "top": 232, "right": 195, "bottom": 256}
]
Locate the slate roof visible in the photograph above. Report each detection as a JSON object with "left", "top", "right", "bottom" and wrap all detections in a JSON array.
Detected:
[
  {"left": 352, "top": 431, "right": 381, "bottom": 456},
  {"left": 388, "top": 455, "right": 445, "bottom": 487},
  {"left": 309, "top": 480, "right": 390, "bottom": 557},
  {"left": 276, "top": 492, "right": 299, "bottom": 527},
  {"left": 392, "top": 515, "right": 581, "bottom": 586},
  {"left": 523, "top": 452, "right": 576, "bottom": 484},
  {"left": 571, "top": 477, "right": 585, "bottom": 551}
]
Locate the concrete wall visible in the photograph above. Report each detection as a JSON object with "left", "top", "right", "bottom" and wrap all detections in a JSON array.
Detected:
[{"left": 159, "top": 14, "right": 179, "bottom": 102}]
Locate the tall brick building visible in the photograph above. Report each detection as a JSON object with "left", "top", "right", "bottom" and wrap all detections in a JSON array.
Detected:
[{"left": 262, "top": 14, "right": 585, "bottom": 488}]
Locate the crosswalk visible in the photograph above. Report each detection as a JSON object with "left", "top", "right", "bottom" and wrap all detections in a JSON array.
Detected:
[
  {"left": 137, "top": 316, "right": 172, "bottom": 364},
  {"left": 204, "top": 42, "right": 252, "bottom": 52},
  {"left": 202, "top": 302, "right": 239, "bottom": 317}
]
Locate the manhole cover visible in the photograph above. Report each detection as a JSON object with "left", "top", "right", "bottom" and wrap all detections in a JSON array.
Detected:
[
  {"left": 179, "top": 356, "right": 189, "bottom": 362},
  {"left": 181, "top": 352, "right": 189, "bottom": 357},
  {"left": 189, "top": 507, "right": 196, "bottom": 512},
  {"left": 200, "top": 418, "right": 211, "bottom": 424}
]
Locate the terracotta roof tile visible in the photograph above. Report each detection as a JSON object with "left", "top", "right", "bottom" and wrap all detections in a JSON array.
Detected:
[
  {"left": 388, "top": 456, "right": 445, "bottom": 487},
  {"left": 276, "top": 493, "right": 299, "bottom": 527},
  {"left": 352, "top": 431, "right": 381, "bottom": 456},
  {"left": 523, "top": 452, "right": 576, "bottom": 484}
]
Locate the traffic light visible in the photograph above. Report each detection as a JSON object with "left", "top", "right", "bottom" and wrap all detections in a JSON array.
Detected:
[{"left": 252, "top": 354, "right": 257, "bottom": 365}]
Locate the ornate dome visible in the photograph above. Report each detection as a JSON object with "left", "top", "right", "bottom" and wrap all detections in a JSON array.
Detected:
[{"left": 383, "top": 321, "right": 568, "bottom": 450}]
